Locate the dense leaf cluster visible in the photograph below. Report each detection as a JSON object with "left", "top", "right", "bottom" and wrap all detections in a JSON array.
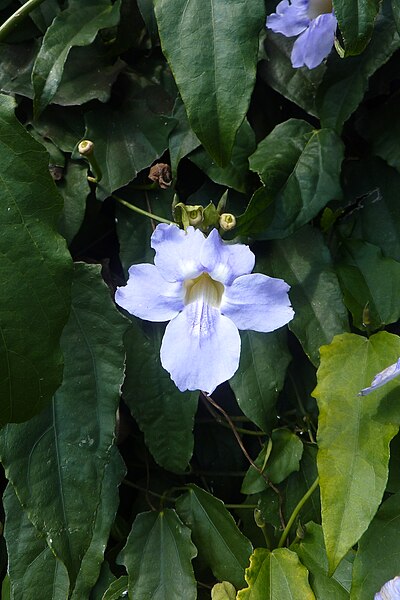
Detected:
[{"left": 1, "top": 0, "right": 400, "bottom": 598}]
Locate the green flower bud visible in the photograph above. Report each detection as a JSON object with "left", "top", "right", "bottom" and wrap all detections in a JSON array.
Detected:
[
  {"left": 186, "top": 205, "right": 204, "bottom": 226},
  {"left": 219, "top": 213, "right": 236, "bottom": 231}
]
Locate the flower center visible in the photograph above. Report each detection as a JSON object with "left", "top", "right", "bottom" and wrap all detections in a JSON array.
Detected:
[
  {"left": 183, "top": 272, "right": 224, "bottom": 308},
  {"left": 308, "top": 0, "right": 332, "bottom": 20}
]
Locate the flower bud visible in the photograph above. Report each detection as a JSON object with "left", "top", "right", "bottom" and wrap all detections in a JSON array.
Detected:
[
  {"left": 254, "top": 508, "right": 266, "bottom": 528},
  {"left": 78, "top": 139, "right": 94, "bottom": 156},
  {"left": 219, "top": 213, "right": 236, "bottom": 231},
  {"left": 186, "top": 205, "right": 204, "bottom": 226}
]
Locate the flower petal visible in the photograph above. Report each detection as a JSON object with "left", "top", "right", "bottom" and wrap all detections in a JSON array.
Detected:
[
  {"left": 266, "top": 0, "right": 309, "bottom": 37},
  {"left": 221, "top": 273, "right": 294, "bottom": 332},
  {"left": 151, "top": 223, "right": 205, "bottom": 282},
  {"left": 115, "top": 263, "right": 183, "bottom": 321},
  {"left": 358, "top": 358, "right": 400, "bottom": 396},
  {"left": 160, "top": 301, "right": 241, "bottom": 393},
  {"left": 200, "top": 228, "right": 255, "bottom": 285},
  {"left": 374, "top": 575, "right": 400, "bottom": 600},
  {"left": 291, "top": 12, "right": 336, "bottom": 69}
]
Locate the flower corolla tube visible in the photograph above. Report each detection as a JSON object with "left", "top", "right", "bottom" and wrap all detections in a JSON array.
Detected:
[
  {"left": 266, "top": 0, "right": 337, "bottom": 69},
  {"left": 358, "top": 358, "right": 400, "bottom": 396},
  {"left": 116, "top": 224, "right": 294, "bottom": 394},
  {"left": 375, "top": 576, "right": 400, "bottom": 600}
]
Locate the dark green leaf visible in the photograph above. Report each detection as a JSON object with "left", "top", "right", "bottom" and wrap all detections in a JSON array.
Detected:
[
  {"left": 336, "top": 239, "right": 400, "bottom": 331},
  {"left": 266, "top": 225, "right": 349, "bottom": 365},
  {"left": 85, "top": 98, "right": 176, "bottom": 201},
  {"left": 0, "top": 93, "right": 72, "bottom": 425},
  {"left": 101, "top": 576, "right": 129, "bottom": 600},
  {"left": 230, "top": 329, "right": 291, "bottom": 431},
  {"left": 123, "top": 321, "right": 198, "bottom": 473},
  {"left": 313, "top": 332, "right": 400, "bottom": 573},
  {"left": 292, "top": 522, "right": 351, "bottom": 599},
  {"left": 4, "top": 484, "right": 70, "bottom": 600},
  {"left": 0, "top": 41, "right": 38, "bottom": 98},
  {"left": 241, "top": 429, "right": 303, "bottom": 494},
  {"left": 339, "top": 158, "right": 400, "bottom": 261},
  {"left": 238, "top": 120, "right": 344, "bottom": 239},
  {"left": 332, "top": 0, "right": 380, "bottom": 55},
  {"left": 189, "top": 120, "right": 256, "bottom": 193},
  {"left": 237, "top": 548, "right": 315, "bottom": 599},
  {"left": 119, "top": 510, "right": 197, "bottom": 600},
  {"left": 351, "top": 492, "right": 400, "bottom": 599},
  {"left": 284, "top": 446, "right": 320, "bottom": 526},
  {"left": 169, "top": 98, "right": 200, "bottom": 176},
  {"left": 317, "top": 8, "right": 400, "bottom": 131},
  {"left": 176, "top": 484, "right": 252, "bottom": 589},
  {"left": 32, "top": 0, "right": 122, "bottom": 116},
  {"left": 58, "top": 161, "right": 90, "bottom": 245},
  {"left": 154, "top": 0, "right": 265, "bottom": 165},
  {"left": 0, "top": 263, "right": 127, "bottom": 587},
  {"left": 261, "top": 33, "right": 326, "bottom": 117}
]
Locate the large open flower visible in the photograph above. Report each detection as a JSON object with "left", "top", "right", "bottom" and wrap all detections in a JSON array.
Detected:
[
  {"left": 375, "top": 576, "right": 400, "bottom": 600},
  {"left": 266, "top": 0, "right": 337, "bottom": 69},
  {"left": 116, "top": 224, "right": 294, "bottom": 394}
]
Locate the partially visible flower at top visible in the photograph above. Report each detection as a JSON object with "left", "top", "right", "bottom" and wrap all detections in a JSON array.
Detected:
[
  {"left": 115, "top": 224, "right": 294, "bottom": 394},
  {"left": 266, "top": 0, "right": 337, "bottom": 69},
  {"left": 358, "top": 358, "right": 400, "bottom": 396},
  {"left": 375, "top": 576, "right": 400, "bottom": 600}
]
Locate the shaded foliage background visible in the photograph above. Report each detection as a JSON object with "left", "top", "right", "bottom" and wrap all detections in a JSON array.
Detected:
[{"left": 1, "top": 0, "right": 400, "bottom": 598}]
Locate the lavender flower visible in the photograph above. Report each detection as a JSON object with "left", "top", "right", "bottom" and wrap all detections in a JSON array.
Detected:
[
  {"left": 358, "top": 358, "right": 400, "bottom": 396},
  {"left": 266, "top": 0, "right": 337, "bottom": 69},
  {"left": 375, "top": 576, "right": 400, "bottom": 600},
  {"left": 116, "top": 224, "right": 294, "bottom": 394}
]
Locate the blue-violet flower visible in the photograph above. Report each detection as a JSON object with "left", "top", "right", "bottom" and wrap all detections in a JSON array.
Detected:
[
  {"left": 375, "top": 576, "right": 400, "bottom": 600},
  {"left": 116, "top": 224, "right": 294, "bottom": 394},
  {"left": 266, "top": 0, "right": 337, "bottom": 69},
  {"left": 358, "top": 358, "right": 400, "bottom": 396}
]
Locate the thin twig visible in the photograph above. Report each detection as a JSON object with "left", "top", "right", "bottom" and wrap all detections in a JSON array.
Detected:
[{"left": 0, "top": 0, "right": 47, "bottom": 42}]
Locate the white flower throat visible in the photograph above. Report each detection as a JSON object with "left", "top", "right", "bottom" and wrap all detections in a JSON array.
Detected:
[
  {"left": 183, "top": 273, "right": 224, "bottom": 308},
  {"left": 308, "top": 0, "right": 332, "bottom": 19}
]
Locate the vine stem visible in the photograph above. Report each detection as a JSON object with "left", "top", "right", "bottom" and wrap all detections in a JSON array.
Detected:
[
  {"left": 113, "top": 195, "right": 175, "bottom": 225},
  {"left": 0, "top": 0, "right": 47, "bottom": 42},
  {"left": 277, "top": 475, "right": 320, "bottom": 548}
]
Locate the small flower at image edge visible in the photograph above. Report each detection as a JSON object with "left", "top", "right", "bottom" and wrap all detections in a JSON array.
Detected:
[
  {"left": 375, "top": 575, "right": 400, "bottom": 600},
  {"left": 115, "top": 224, "right": 294, "bottom": 394},
  {"left": 358, "top": 358, "right": 400, "bottom": 396},
  {"left": 266, "top": 0, "right": 337, "bottom": 69}
]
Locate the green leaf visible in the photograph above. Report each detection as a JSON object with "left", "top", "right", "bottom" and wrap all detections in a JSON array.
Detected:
[
  {"left": 119, "top": 510, "right": 197, "bottom": 600},
  {"left": 32, "top": 0, "right": 122, "bottom": 116},
  {"left": 122, "top": 321, "right": 198, "bottom": 473},
  {"left": 317, "top": 8, "right": 400, "bottom": 132},
  {"left": 336, "top": 239, "right": 400, "bottom": 331},
  {"left": 169, "top": 97, "right": 200, "bottom": 176},
  {"left": 230, "top": 329, "right": 291, "bottom": 431},
  {"left": 339, "top": 157, "right": 400, "bottom": 261},
  {"left": 4, "top": 484, "right": 70, "bottom": 600},
  {"left": 154, "top": 0, "right": 265, "bottom": 165},
  {"left": 351, "top": 492, "right": 400, "bottom": 600},
  {"left": 238, "top": 120, "right": 344, "bottom": 239},
  {"left": 237, "top": 547, "right": 316, "bottom": 599},
  {"left": 101, "top": 576, "right": 129, "bottom": 600},
  {"left": 292, "top": 523, "right": 351, "bottom": 599},
  {"left": 211, "top": 582, "right": 236, "bottom": 600},
  {"left": 393, "top": 0, "right": 400, "bottom": 33},
  {"left": 333, "top": 0, "right": 380, "bottom": 54},
  {"left": 241, "top": 430, "right": 303, "bottom": 494},
  {"left": 261, "top": 33, "right": 326, "bottom": 117},
  {"left": 58, "top": 161, "right": 90, "bottom": 245},
  {"left": 176, "top": 484, "right": 252, "bottom": 589},
  {"left": 85, "top": 95, "right": 176, "bottom": 201},
  {"left": 189, "top": 120, "right": 256, "bottom": 193},
  {"left": 0, "top": 263, "right": 127, "bottom": 588},
  {"left": 284, "top": 446, "right": 321, "bottom": 526},
  {"left": 313, "top": 332, "right": 400, "bottom": 573},
  {"left": 265, "top": 226, "right": 349, "bottom": 365},
  {"left": 0, "top": 93, "right": 72, "bottom": 425}
]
